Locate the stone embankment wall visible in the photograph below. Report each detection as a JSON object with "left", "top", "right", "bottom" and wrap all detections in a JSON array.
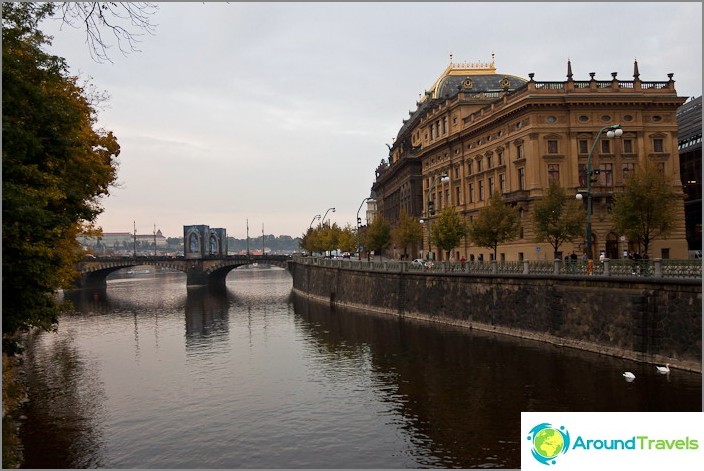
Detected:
[{"left": 288, "top": 262, "right": 702, "bottom": 373}]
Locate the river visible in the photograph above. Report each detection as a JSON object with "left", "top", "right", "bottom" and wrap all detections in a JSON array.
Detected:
[{"left": 18, "top": 267, "right": 702, "bottom": 468}]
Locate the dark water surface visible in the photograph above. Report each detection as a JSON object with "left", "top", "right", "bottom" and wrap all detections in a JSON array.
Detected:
[{"left": 19, "top": 268, "right": 702, "bottom": 468}]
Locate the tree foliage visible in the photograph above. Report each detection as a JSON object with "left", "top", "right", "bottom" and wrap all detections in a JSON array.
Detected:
[
  {"left": 467, "top": 191, "right": 520, "bottom": 259},
  {"left": 391, "top": 210, "right": 423, "bottom": 258},
  {"left": 2, "top": 2, "right": 120, "bottom": 338},
  {"left": 610, "top": 161, "right": 681, "bottom": 257},
  {"left": 299, "top": 223, "right": 356, "bottom": 255},
  {"left": 430, "top": 207, "right": 468, "bottom": 259},
  {"left": 533, "top": 181, "right": 586, "bottom": 258},
  {"left": 364, "top": 217, "right": 391, "bottom": 261}
]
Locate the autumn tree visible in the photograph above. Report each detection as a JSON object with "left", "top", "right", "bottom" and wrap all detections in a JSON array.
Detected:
[
  {"left": 364, "top": 217, "right": 392, "bottom": 261},
  {"left": 430, "top": 207, "right": 468, "bottom": 260},
  {"left": 2, "top": 2, "right": 120, "bottom": 342},
  {"left": 391, "top": 210, "right": 423, "bottom": 259},
  {"left": 467, "top": 191, "right": 521, "bottom": 260},
  {"left": 533, "top": 181, "right": 586, "bottom": 259},
  {"left": 610, "top": 161, "right": 682, "bottom": 257}
]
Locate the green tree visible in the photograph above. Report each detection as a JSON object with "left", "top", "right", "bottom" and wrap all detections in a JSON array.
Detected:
[
  {"left": 364, "top": 217, "right": 391, "bottom": 261},
  {"left": 391, "top": 210, "right": 423, "bottom": 259},
  {"left": 430, "top": 207, "right": 468, "bottom": 260},
  {"left": 2, "top": 2, "right": 120, "bottom": 340},
  {"left": 337, "top": 224, "right": 358, "bottom": 253},
  {"left": 610, "top": 161, "right": 681, "bottom": 257},
  {"left": 467, "top": 191, "right": 521, "bottom": 260},
  {"left": 533, "top": 181, "right": 586, "bottom": 259}
]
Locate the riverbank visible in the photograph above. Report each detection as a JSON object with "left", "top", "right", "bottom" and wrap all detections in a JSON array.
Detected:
[{"left": 289, "top": 261, "right": 702, "bottom": 373}]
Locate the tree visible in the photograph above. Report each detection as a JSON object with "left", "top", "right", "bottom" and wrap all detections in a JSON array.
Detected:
[
  {"left": 610, "top": 161, "right": 681, "bottom": 257},
  {"left": 55, "top": 2, "right": 159, "bottom": 63},
  {"left": 364, "top": 217, "right": 391, "bottom": 261},
  {"left": 533, "top": 181, "right": 586, "bottom": 259},
  {"left": 430, "top": 207, "right": 468, "bottom": 260},
  {"left": 467, "top": 191, "right": 521, "bottom": 260},
  {"left": 337, "top": 224, "right": 358, "bottom": 254},
  {"left": 391, "top": 210, "right": 423, "bottom": 259},
  {"left": 2, "top": 2, "right": 120, "bottom": 341}
]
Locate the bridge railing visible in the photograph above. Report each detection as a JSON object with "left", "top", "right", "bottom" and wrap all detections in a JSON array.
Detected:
[{"left": 292, "top": 256, "right": 702, "bottom": 280}]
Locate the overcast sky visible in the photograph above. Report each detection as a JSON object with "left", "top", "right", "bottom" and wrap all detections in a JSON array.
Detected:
[{"left": 39, "top": 2, "right": 702, "bottom": 240}]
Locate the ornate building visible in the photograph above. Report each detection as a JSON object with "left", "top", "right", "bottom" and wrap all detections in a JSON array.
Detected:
[
  {"left": 676, "top": 95, "right": 702, "bottom": 255},
  {"left": 373, "top": 57, "right": 689, "bottom": 261}
]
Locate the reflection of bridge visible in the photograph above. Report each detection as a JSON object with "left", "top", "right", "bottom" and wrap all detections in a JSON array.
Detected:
[{"left": 75, "top": 255, "right": 291, "bottom": 289}]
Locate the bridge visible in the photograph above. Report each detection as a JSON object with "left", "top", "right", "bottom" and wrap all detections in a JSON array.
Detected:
[{"left": 75, "top": 255, "right": 292, "bottom": 289}]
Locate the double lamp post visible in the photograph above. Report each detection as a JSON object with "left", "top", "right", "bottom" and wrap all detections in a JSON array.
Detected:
[
  {"left": 575, "top": 124, "right": 623, "bottom": 261},
  {"left": 420, "top": 172, "right": 449, "bottom": 260}
]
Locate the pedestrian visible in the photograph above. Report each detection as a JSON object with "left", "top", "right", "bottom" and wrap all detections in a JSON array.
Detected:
[{"left": 460, "top": 256, "right": 466, "bottom": 264}]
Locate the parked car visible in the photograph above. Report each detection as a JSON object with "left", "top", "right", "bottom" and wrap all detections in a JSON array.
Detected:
[{"left": 411, "top": 259, "right": 426, "bottom": 267}]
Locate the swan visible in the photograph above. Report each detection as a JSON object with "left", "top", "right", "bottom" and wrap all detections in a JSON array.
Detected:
[
  {"left": 656, "top": 363, "right": 670, "bottom": 374},
  {"left": 622, "top": 371, "right": 636, "bottom": 381}
]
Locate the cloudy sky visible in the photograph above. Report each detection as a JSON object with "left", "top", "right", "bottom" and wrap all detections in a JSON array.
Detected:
[{"left": 39, "top": 2, "right": 702, "bottom": 239}]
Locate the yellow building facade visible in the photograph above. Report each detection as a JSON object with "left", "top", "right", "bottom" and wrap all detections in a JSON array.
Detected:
[{"left": 378, "top": 58, "right": 688, "bottom": 262}]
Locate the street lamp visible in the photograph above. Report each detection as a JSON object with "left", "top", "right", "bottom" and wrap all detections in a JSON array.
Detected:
[
  {"left": 309, "top": 214, "right": 321, "bottom": 229},
  {"left": 356, "top": 197, "right": 374, "bottom": 260},
  {"left": 576, "top": 124, "right": 623, "bottom": 261},
  {"left": 322, "top": 207, "right": 335, "bottom": 226},
  {"left": 424, "top": 172, "right": 449, "bottom": 260}
]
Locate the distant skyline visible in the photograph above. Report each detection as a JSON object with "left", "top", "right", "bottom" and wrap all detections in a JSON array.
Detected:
[{"left": 39, "top": 2, "right": 702, "bottom": 239}]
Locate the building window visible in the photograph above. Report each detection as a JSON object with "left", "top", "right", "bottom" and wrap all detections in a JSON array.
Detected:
[
  {"left": 429, "top": 125, "right": 434, "bottom": 140},
  {"left": 653, "top": 138, "right": 664, "bottom": 153},
  {"left": 657, "top": 162, "right": 665, "bottom": 173},
  {"left": 478, "top": 180, "right": 485, "bottom": 201},
  {"left": 601, "top": 139, "right": 611, "bottom": 154},
  {"left": 436, "top": 121, "right": 441, "bottom": 138},
  {"left": 487, "top": 155, "right": 493, "bottom": 168},
  {"left": 455, "top": 186, "right": 461, "bottom": 204},
  {"left": 469, "top": 183, "right": 474, "bottom": 203},
  {"left": 623, "top": 139, "right": 633, "bottom": 153},
  {"left": 498, "top": 151, "right": 504, "bottom": 165},
  {"left": 547, "top": 140, "right": 558, "bottom": 154},
  {"left": 579, "top": 140, "right": 589, "bottom": 154},
  {"left": 622, "top": 163, "right": 635, "bottom": 180},
  {"left": 499, "top": 173, "right": 506, "bottom": 193},
  {"left": 442, "top": 117, "right": 447, "bottom": 135},
  {"left": 599, "top": 163, "right": 613, "bottom": 187},
  {"left": 548, "top": 164, "right": 560, "bottom": 183},
  {"left": 477, "top": 159, "right": 483, "bottom": 172},
  {"left": 488, "top": 176, "right": 495, "bottom": 195},
  {"left": 518, "top": 167, "right": 526, "bottom": 190},
  {"left": 467, "top": 161, "right": 473, "bottom": 175},
  {"left": 517, "top": 144, "right": 524, "bottom": 159}
]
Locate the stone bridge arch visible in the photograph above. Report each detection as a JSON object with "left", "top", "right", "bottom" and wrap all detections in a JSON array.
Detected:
[{"left": 75, "top": 255, "right": 291, "bottom": 289}]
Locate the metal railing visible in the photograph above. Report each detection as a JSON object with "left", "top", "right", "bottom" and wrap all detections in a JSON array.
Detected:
[{"left": 292, "top": 256, "right": 702, "bottom": 280}]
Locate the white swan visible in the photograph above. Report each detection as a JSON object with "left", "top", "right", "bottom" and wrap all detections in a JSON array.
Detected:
[
  {"left": 622, "top": 371, "right": 636, "bottom": 381},
  {"left": 656, "top": 363, "right": 670, "bottom": 374}
]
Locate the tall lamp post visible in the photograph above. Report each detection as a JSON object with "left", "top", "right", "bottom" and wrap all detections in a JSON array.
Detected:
[
  {"left": 322, "top": 207, "right": 335, "bottom": 226},
  {"left": 309, "top": 214, "right": 321, "bottom": 229},
  {"left": 575, "top": 124, "right": 623, "bottom": 260},
  {"left": 356, "top": 197, "right": 374, "bottom": 260},
  {"left": 423, "top": 173, "right": 449, "bottom": 260}
]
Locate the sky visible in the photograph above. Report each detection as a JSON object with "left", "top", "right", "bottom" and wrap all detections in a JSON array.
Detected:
[{"left": 38, "top": 2, "right": 702, "bottom": 240}]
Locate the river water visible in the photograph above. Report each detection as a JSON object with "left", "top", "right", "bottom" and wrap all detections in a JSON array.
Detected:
[{"left": 18, "top": 267, "right": 702, "bottom": 468}]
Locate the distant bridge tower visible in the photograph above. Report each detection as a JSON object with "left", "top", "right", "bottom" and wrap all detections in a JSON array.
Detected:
[
  {"left": 183, "top": 225, "right": 228, "bottom": 285},
  {"left": 184, "top": 225, "right": 227, "bottom": 259}
]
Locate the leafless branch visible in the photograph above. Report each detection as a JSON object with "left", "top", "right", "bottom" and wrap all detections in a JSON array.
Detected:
[{"left": 57, "top": 2, "right": 159, "bottom": 63}]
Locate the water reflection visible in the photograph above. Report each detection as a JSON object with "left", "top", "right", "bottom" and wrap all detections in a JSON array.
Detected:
[
  {"left": 20, "top": 329, "right": 108, "bottom": 469},
  {"left": 17, "top": 271, "right": 702, "bottom": 469},
  {"left": 184, "top": 286, "right": 231, "bottom": 346},
  {"left": 292, "top": 294, "right": 703, "bottom": 468}
]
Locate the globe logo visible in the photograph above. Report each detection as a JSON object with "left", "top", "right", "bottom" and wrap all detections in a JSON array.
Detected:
[{"left": 527, "top": 423, "right": 571, "bottom": 465}]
